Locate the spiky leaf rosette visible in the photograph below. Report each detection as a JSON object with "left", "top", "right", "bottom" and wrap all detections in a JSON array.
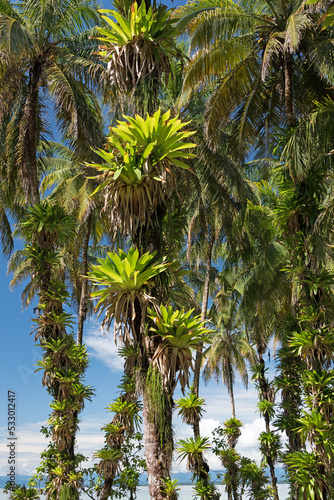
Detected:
[
  {"left": 106, "top": 397, "right": 142, "bottom": 435},
  {"left": 176, "top": 436, "right": 210, "bottom": 473},
  {"left": 18, "top": 202, "right": 77, "bottom": 249},
  {"left": 89, "top": 247, "right": 169, "bottom": 344},
  {"left": 93, "top": 448, "right": 123, "bottom": 479},
  {"left": 96, "top": 2, "right": 181, "bottom": 92},
  {"left": 102, "top": 422, "right": 125, "bottom": 447},
  {"left": 89, "top": 109, "right": 196, "bottom": 236},
  {"left": 148, "top": 305, "right": 211, "bottom": 393},
  {"left": 175, "top": 392, "right": 206, "bottom": 425}
]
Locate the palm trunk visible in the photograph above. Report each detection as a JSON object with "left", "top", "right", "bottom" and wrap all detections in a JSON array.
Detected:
[
  {"left": 20, "top": 60, "right": 42, "bottom": 205},
  {"left": 192, "top": 232, "right": 214, "bottom": 439},
  {"left": 229, "top": 382, "right": 236, "bottom": 420},
  {"left": 268, "top": 457, "right": 279, "bottom": 500},
  {"left": 77, "top": 212, "right": 93, "bottom": 345},
  {"left": 193, "top": 232, "right": 214, "bottom": 396},
  {"left": 133, "top": 295, "right": 172, "bottom": 500},
  {"left": 283, "top": 53, "right": 296, "bottom": 128}
]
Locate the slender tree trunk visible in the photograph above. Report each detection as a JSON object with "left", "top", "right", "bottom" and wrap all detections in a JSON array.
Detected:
[
  {"left": 193, "top": 232, "right": 214, "bottom": 396},
  {"left": 99, "top": 477, "right": 113, "bottom": 500},
  {"left": 229, "top": 380, "right": 236, "bottom": 419},
  {"left": 268, "top": 457, "right": 279, "bottom": 500},
  {"left": 192, "top": 232, "right": 214, "bottom": 438},
  {"left": 77, "top": 212, "right": 93, "bottom": 345},
  {"left": 283, "top": 53, "right": 296, "bottom": 128},
  {"left": 20, "top": 60, "right": 42, "bottom": 205}
]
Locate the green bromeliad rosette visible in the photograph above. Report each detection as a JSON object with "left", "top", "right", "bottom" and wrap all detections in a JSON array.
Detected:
[
  {"left": 96, "top": 1, "right": 181, "bottom": 95},
  {"left": 88, "top": 109, "right": 196, "bottom": 237},
  {"left": 89, "top": 247, "right": 169, "bottom": 344}
]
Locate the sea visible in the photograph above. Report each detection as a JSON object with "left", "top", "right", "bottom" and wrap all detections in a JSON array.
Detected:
[{"left": 0, "top": 484, "right": 290, "bottom": 499}]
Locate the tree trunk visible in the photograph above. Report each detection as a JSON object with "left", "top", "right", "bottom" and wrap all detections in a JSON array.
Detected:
[
  {"left": 192, "top": 232, "right": 214, "bottom": 439},
  {"left": 283, "top": 53, "right": 296, "bottom": 128},
  {"left": 143, "top": 389, "right": 171, "bottom": 500},
  {"left": 77, "top": 212, "right": 93, "bottom": 345},
  {"left": 229, "top": 383, "right": 236, "bottom": 420},
  {"left": 268, "top": 457, "right": 279, "bottom": 500},
  {"left": 20, "top": 59, "right": 42, "bottom": 205},
  {"left": 99, "top": 477, "right": 113, "bottom": 500},
  {"left": 193, "top": 232, "right": 214, "bottom": 397}
]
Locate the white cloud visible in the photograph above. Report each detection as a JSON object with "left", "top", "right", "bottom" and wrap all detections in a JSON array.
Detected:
[
  {"left": 0, "top": 421, "right": 48, "bottom": 476},
  {"left": 237, "top": 418, "right": 266, "bottom": 462},
  {"left": 200, "top": 418, "right": 220, "bottom": 438},
  {"left": 0, "top": 417, "right": 108, "bottom": 476},
  {"left": 84, "top": 321, "right": 124, "bottom": 372},
  {"left": 238, "top": 418, "right": 265, "bottom": 450}
]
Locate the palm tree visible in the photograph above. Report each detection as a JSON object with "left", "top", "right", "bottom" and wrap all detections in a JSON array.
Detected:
[
  {"left": 272, "top": 119, "right": 334, "bottom": 498},
  {"left": 173, "top": 0, "right": 334, "bottom": 152},
  {"left": 87, "top": 110, "right": 198, "bottom": 499},
  {"left": 184, "top": 136, "right": 247, "bottom": 437},
  {"left": 204, "top": 289, "right": 255, "bottom": 419},
  {"left": 37, "top": 140, "right": 109, "bottom": 346},
  {"left": 0, "top": 0, "right": 104, "bottom": 204}
]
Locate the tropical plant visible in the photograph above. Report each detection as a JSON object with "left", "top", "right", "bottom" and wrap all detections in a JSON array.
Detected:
[
  {"left": 212, "top": 421, "right": 242, "bottom": 500},
  {"left": 193, "top": 479, "right": 220, "bottom": 500},
  {"left": 222, "top": 418, "right": 243, "bottom": 450},
  {"left": 204, "top": 321, "right": 254, "bottom": 419},
  {"left": 0, "top": 0, "right": 104, "bottom": 204},
  {"left": 284, "top": 451, "right": 329, "bottom": 500},
  {"left": 93, "top": 448, "right": 123, "bottom": 480},
  {"left": 89, "top": 247, "right": 169, "bottom": 343},
  {"left": 148, "top": 304, "right": 211, "bottom": 392},
  {"left": 177, "top": 436, "right": 210, "bottom": 478},
  {"left": 106, "top": 398, "right": 142, "bottom": 436},
  {"left": 175, "top": 391, "right": 206, "bottom": 426},
  {"left": 4, "top": 484, "right": 40, "bottom": 500},
  {"left": 160, "top": 478, "right": 181, "bottom": 500},
  {"left": 101, "top": 422, "right": 125, "bottom": 448},
  {"left": 89, "top": 109, "right": 196, "bottom": 237},
  {"left": 38, "top": 143, "right": 108, "bottom": 346},
  {"left": 13, "top": 203, "right": 92, "bottom": 499},
  {"left": 268, "top": 115, "right": 334, "bottom": 496},
  {"left": 96, "top": 1, "right": 181, "bottom": 105},
  {"left": 173, "top": 0, "right": 334, "bottom": 153},
  {"left": 239, "top": 459, "right": 272, "bottom": 500},
  {"left": 108, "top": 432, "right": 146, "bottom": 500}
]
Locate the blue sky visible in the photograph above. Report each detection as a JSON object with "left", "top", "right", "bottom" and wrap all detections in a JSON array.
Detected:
[{"left": 0, "top": 0, "right": 277, "bottom": 480}]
